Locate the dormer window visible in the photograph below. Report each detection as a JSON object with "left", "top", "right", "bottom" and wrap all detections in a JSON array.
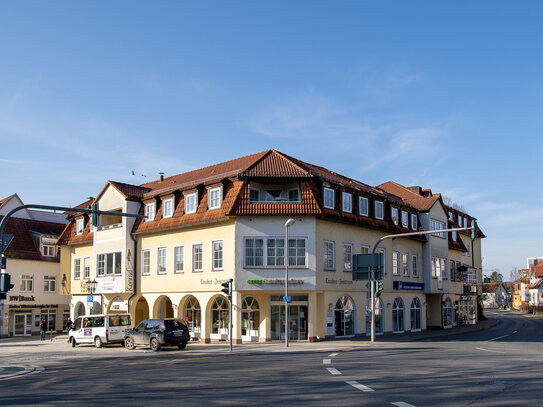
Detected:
[
  {"left": 288, "top": 188, "right": 299, "bottom": 202},
  {"left": 458, "top": 215, "right": 463, "bottom": 227},
  {"left": 449, "top": 211, "right": 453, "bottom": 221},
  {"left": 401, "top": 210, "right": 408, "bottom": 227},
  {"left": 464, "top": 217, "right": 468, "bottom": 228},
  {"left": 163, "top": 198, "right": 174, "bottom": 218},
  {"left": 249, "top": 188, "right": 260, "bottom": 203},
  {"left": 76, "top": 219, "right": 84, "bottom": 235},
  {"left": 359, "top": 197, "right": 369, "bottom": 216},
  {"left": 375, "top": 201, "right": 384, "bottom": 219},
  {"left": 324, "top": 187, "right": 335, "bottom": 209},
  {"left": 41, "top": 236, "right": 58, "bottom": 257},
  {"left": 265, "top": 190, "right": 281, "bottom": 201},
  {"left": 391, "top": 207, "right": 399, "bottom": 225},
  {"left": 145, "top": 202, "right": 155, "bottom": 222},
  {"left": 209, "top": 187, "right": 222, "bottom": 210},
  {"left": 342, "top": 192, "right": 352, "bottom": 213},
  {"left": 185, "top": 193, "right": 197, "bottom": 214},
  {"left": 411, "top": 214, "right": 417, "bottom": 230},
  {"left": 452, "top": 230, "right": 457, "bottom": 241}
]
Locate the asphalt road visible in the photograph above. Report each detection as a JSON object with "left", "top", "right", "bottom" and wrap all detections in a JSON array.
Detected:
[{"left": 0, "top": 310, "right": 541, "bottom": 406}]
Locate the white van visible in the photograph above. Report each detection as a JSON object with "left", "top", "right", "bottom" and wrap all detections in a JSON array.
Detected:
[{"left": 69, "top": 314, "right": 132, "bottom": 348}]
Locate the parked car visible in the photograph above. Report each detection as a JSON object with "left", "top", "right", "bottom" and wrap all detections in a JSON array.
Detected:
[
  {"left": 69, "top": 314, "right": 133, "bottom": 348},
  {"left": 124, "top": 318, "right": 191, "bottom": 351}
]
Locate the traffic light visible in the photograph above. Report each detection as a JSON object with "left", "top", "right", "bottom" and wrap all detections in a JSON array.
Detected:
[
  {"left": 221, "top": 279, "right": 233, "bottom": 300},
  {"left": 471, "top": 220, "right": 478, "bottom": 239},
  {"left": 375, "top": 281, "right": 383, "bottom": 297},
  {"left": 0, "top": 273, "right": 14, "bottom": 293},
  {"left": 91, "top": 203, "right": 98, "bottom": 227}
]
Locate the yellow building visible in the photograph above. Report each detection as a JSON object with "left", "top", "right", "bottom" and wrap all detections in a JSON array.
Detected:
[{"left": 58, "top": 150, "right": 484, "bottom": 343}]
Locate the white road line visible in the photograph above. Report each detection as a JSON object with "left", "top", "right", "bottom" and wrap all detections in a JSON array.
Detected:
[
  {"left": 345, "top": 381, "right": 374, "bottom": 392},
  {"left": 512, "top": 330, "right": 518, "bottom": 334},
  {"left": 488, "top": 334, "right": 510, "bottom": 341},
  {"left": 476, "top": 347, "right": 503, "bottom": 353},
  {"left": 391, "top": 402, "right": 416, "bottom": 407},
  {"left": 326, "top": 368, "right": 342, "bottom": 375},
  {"left": 328, "top": 353, "right": 339, "bottom": 357},
  {"left": 323, "top": 359, "right": 331, "bottom": 365}
]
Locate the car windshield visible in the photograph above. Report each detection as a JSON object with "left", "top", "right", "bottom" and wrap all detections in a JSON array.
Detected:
[{"left": 164, "top": 319, "right": 186, "bottom": 330}]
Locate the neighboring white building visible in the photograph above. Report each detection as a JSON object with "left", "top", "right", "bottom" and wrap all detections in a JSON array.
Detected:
[{"left": 1, "top": 194, "right": 69, "bottom": 337}]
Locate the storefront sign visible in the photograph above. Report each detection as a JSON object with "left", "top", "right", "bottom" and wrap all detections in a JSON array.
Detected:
[
  {"left": 9, "top": 295, "right": 35, "bottom": 302},
  {"left": 200, "top": 278, "right": 229, "bottom": 285},
  {"left": 247, "top": 279, "right": 305, "bottom": 285},
  {"left": 325, "top": 278, "right": 353, "bottom": 286},
  {"left": 393, "top": 281, "right": 424, "bottom": 290},
  {"left": 9, "top": 304, "right": 59, "bottom": 309}
]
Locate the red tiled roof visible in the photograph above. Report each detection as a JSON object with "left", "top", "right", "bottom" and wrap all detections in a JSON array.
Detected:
[
  {"left": 448, "top": 233, "right": 467, "bottom": 252},
  {"left": 241, "top": 150, "right": 312, "bottom": 179},
  {"left": 1, "top": 216, "right": 65, "bottom": 262},
  {"left": 109, "top": 181, "right": 151, "bottom": 200},
  {"left": 483, "top": 283, "right": 501, "bottom": 293}
]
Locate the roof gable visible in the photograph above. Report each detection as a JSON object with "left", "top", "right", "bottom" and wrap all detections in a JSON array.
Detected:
[{"left": 241, "top": 150, "right": 312, "bottom": 179}]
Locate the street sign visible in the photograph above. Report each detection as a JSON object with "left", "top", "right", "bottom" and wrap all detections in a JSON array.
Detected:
[
  {"left": 87, "top": 295, "right": 94, "bottom": 303},
  {"left": 352, "top": 253, "right": 384, "bottom": 280},
  {"left": 0, "top": 234, "right": 14, "bottom": 253},
  {"left": 283, "top": 296, "right": 291, "bottom": 302}
]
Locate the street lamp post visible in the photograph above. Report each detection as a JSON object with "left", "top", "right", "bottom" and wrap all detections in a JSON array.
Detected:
[{"left": 284, "top": 218, "right": 295, "bottom": 348}]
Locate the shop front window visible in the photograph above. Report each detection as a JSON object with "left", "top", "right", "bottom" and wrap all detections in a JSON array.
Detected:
[
  {"left": 392, "top": 297, "right": 405, "bottom": 333},
  {"left": 443, "top": 297, "right": 454, "bottom": 328},
  {"left": 241, "top": 297, "right": 260, "bottom": 337},
  {"left": 183, "top": 296, "right": 201, "bottom": 337},
  {"left": 335, "top": 295, "right": 355, "bottom": 336},
  {"left": 211, "top": 296, "right": 229, "bottom": 335}
]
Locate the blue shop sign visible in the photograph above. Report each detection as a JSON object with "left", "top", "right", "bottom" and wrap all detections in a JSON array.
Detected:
[{"left": 393, "top": 281, "right": 424, "bottom": 290}]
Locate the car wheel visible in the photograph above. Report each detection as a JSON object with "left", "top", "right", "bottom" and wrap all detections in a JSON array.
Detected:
[
  {"left": 71, "top": 338, "right": 76, "bottom": 347},
  {"left": 125, "top": 337, "right": 135, "bottom": 350},
  {"left": 178, "top": 342, "right": 187, "bottom": 350},
  {"left": 150, "top": 337, "right": 160, "bottom": 352},
  {"left": 94, "top": 336, "right": 103, "bottom": 348}
]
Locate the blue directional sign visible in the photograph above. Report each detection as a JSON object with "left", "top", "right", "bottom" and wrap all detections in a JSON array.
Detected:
[
  {"left": 283, "top": 296, "right": 291, "bottom": 302},
  {"left": 87, "top": 295, "right": 94, "bottom": 303}
]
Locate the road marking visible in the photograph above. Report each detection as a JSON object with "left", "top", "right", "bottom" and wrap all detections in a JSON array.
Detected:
[
  {"left": 391, "top": 402, "right": 416, "bottom": 407},
  {"left": 323, "top": 359, "right": 331, "bottom": 365},
  {"left": 476, "top": 347, "right": 503, "bottom": 353},
  {"left": 326, "top": 368, "right": 342, "bottom": 375},
  {"left": 328, "top": 353, "right": 339, "bottom": 357},
  {"left": 488, "top": 334, "right": 510, "bottom": 341},
  {"left": 512, "top": 330, "right": 518, "bottom": 334},
  {"left": 345, "top": 381, "right": 374, "bottom": 392}
]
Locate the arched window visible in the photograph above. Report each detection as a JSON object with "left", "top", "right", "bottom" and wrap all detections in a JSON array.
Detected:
[
  {"left": 365, "top": 297, "right": 384, "bottom": 334},
  {"left": 211, "top": 296, "right": 229, "bottom": 334},
  {"left": 241, "top": 297, "right": 260, "bottom": 337},
  {"left": 443, "top": 297, "right": 453, "bottom": 328},
  {"left": 392, "top": 297, "right": 405, "bottom": 333},
  {"left": 183, "top": 296, "right": 201, "bottom": 337},
  {"left": 335, "top": 295, "right": 355, "bottom": 336},
  {"left": 410, "top": 297, "right": 422, "bottom": 331},
  {"left": 74, "top": 302, "right": 85, "bottom": 319},
  {"left": 91, "top": 301, "right": 101, "bottom": 315}
]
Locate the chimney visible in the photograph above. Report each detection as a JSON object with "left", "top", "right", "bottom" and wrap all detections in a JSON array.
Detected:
[{"left": 159, "top": 172, "right": 164, "bottom": 182}]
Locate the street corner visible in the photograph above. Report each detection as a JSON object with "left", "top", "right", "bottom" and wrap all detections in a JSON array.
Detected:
[{"left": 0, "top": 365, "right": 44, "bottom": 380}]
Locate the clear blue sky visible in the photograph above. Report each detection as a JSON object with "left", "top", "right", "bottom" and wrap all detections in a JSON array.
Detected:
[{"left": 1, "top": 1, "right": 542, "bottom": 278}]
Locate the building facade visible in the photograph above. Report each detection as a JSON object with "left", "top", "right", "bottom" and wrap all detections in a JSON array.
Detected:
[
  {"left": 0, "top": 194, "right": 69, "bottom": 337},
  {"left": 58, "top": 150, "right": 484, "bottom": 342}
]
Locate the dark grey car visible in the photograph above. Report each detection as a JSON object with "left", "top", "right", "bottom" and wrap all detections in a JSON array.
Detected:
[{"left": 124, "top": 318, "right": 191, "bottom": 352}]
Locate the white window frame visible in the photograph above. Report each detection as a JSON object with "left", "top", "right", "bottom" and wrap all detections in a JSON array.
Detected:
[
  {"left": 288, "top": 188, "right": 300, "bottom": 202},
  {"left": 97, "top": 252, "right": 122, "bottom": 276},
  {"left": 185, "top": 193, "right": 197, "bottom": 214},
  {"left": 458, "top": 215, "right": 463, "bottom": 226},
  {"left": 249, "top": 188, "right": 260, "bottom": 203},
  {"left": 73, "top": 258, "right": 81, "bottom": 280},
  {"left": 145, "top": 202, "right": 155, "bottom": 222},
  {"left": 76, "top": 219, "right": 84, "bottom": 235},
  {"left": 44, "top": 276, "right": 56, "bottom": 292},
  {"left": 208, "top": 187, "right": 222, "bottom": 210},
  {"left": 375, "top": 201, "right": 384, "bottom": 220},
  {"left": 401, "top": 211, "right": 408, "bottom": 228},
  {"left": 452, "top": 230, "right": 457, "bottom": 241},
  {"left": 174, "top": 245, "right": 184, "bottom": 274},
  {"left": 342, "top": 192, "right": 352, "bottom": 213},
  {"left": 141, "top": 249, "right": 151, "bottom": 276},
  {"left": 391, "top": 207, "right": 399, "bottom": 225},
  {"left": 324, "top": 187, "right": 335, "bottom": 209},
  {"left": 212, "top": 240, "right": 224, "bottom": 271},
  {"left": 157, "top": 247, "right": 167, "bottom": 275},
  {"left": 162, "top": 198, "right": 174, "bottom": 218},
  {"left": 402, "top": 252, "right": 409, "bottom": 276},
  {"left": 83, "top": 257, "right": 91, "bottom": 279},
  {"left": 192, "top": 243, "right": 203, "bottom": 272},
  {"left": 412, "top": 255, "right": 419, "bottom": 277},
  {"left": 449, "top": 211, "right": 453, "bottom": 221},
  {"left": 323, "top": 240, "right": 336, "bottom": 271},
  {"left": 360, "top": 244, "right": 370, "bottom": 254},
  {"left": 20, "top": 274, "right": 34, "bottom": 292},
  {"left": 359, "top": 197, "right": 369, "bottom": 216},
  {"left": 431, "top": 219, "right": 446, "bottom": 238},
  {"left": 343, "top": 243, "right": 353, "bottom": 271},
  {"left": 411, "top": 214, "right": 417, "bottom": 230},
  {"left": 393, "top": 251, "right": 400, "bottom": 275},
  {"left": 245, "top": 238, "right": 264, "bottom": 267}
]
